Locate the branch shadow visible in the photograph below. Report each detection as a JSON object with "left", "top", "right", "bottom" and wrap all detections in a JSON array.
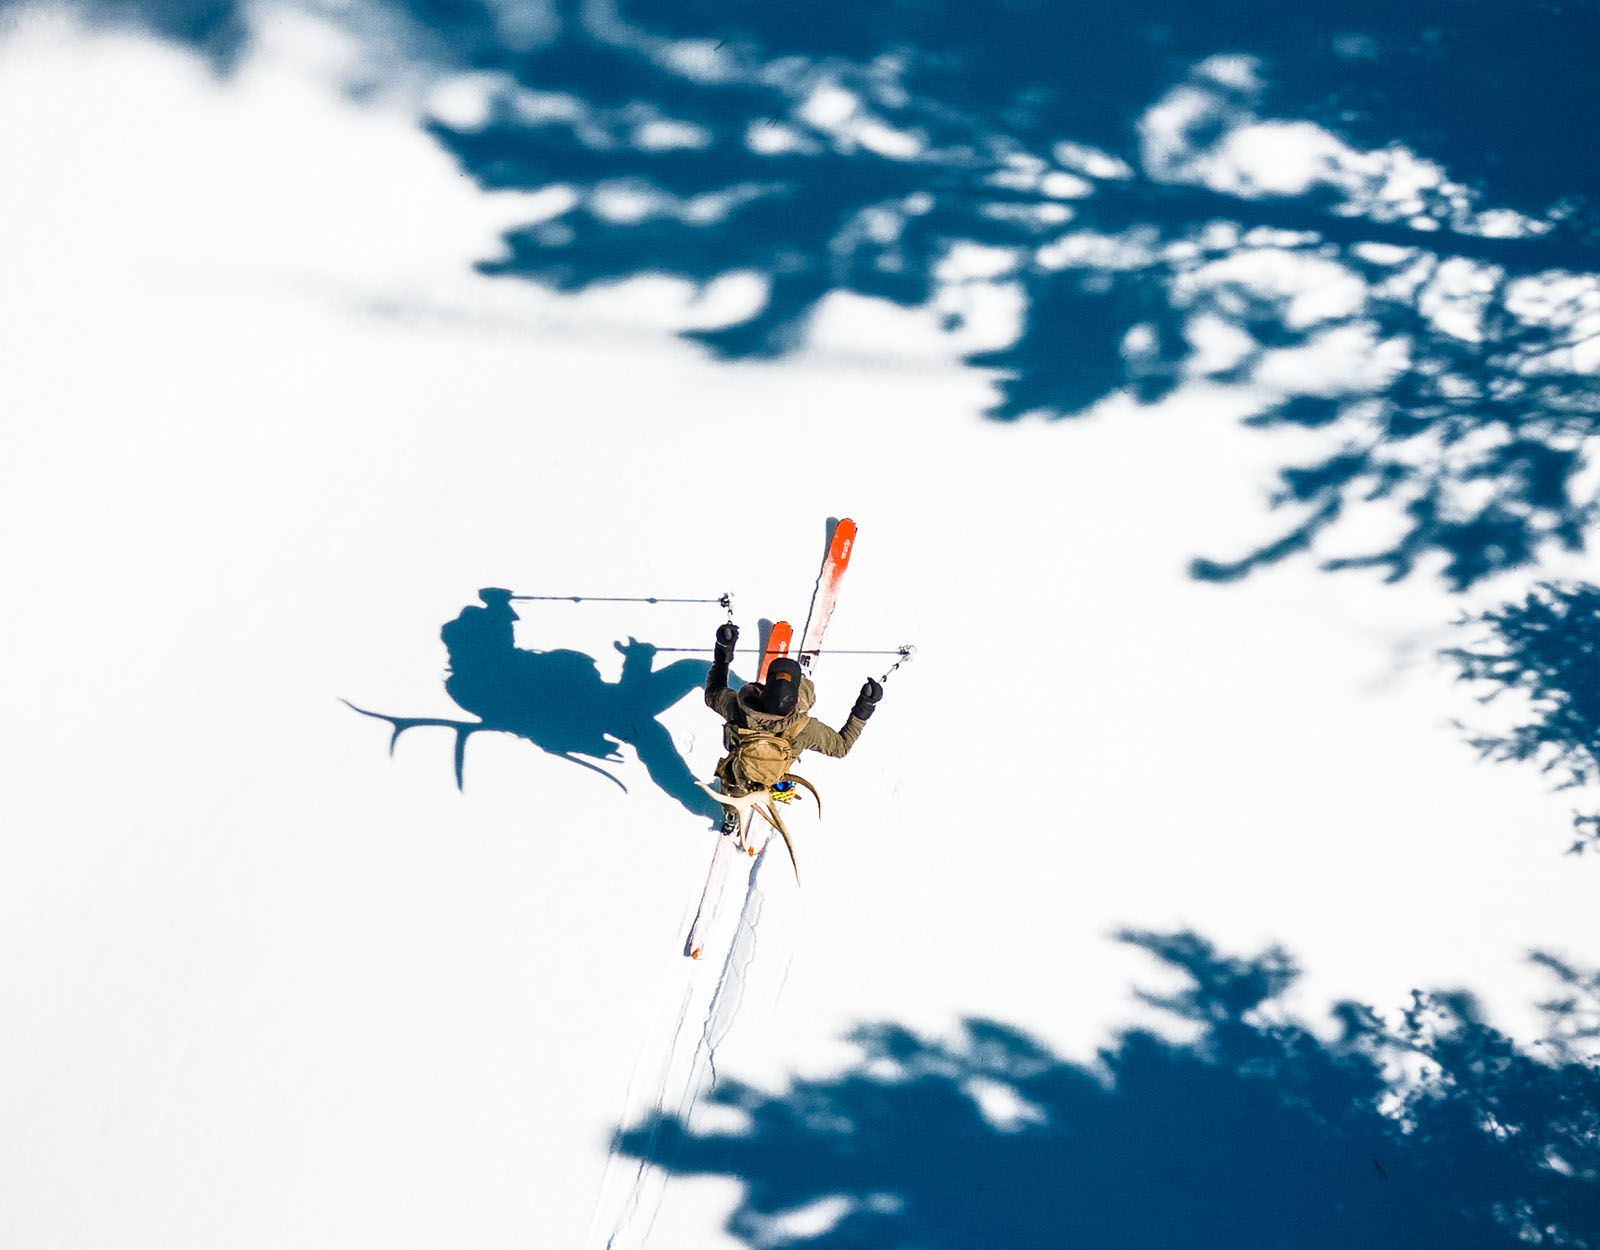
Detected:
[
  {"left": 47, "top": 0, "right": 1600, "bottom": 588},
  {"left": 1443, "top": 580, "right": 1600, "bottom": 853},
  {"left": 346, "top": 587, "right": 726, "bottom": 820},
  {"left": 619, "top": 929, "right": 1600, "bottom": 1247},
  {"left": 419, "top": 0, "right": 1600, "bottom": 590}
]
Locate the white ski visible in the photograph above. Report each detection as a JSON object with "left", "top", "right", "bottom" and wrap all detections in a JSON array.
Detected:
[{"left": 685, "top": 831, "right": 736, "bottom": 960}]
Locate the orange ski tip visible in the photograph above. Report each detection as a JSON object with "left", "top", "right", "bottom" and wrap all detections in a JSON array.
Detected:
[
  {"left": 759, "top": 620, "right": 794, "bottom": 680},
  {"left": 690, "top": 947, "right": 702, "bottom": 960}
]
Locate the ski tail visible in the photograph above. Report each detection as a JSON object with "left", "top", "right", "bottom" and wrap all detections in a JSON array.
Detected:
[
  {"left": 758, "top": 621, "right": 793, "bottom": 680},
  {"left": 687, "top": 833, "right": 737, "bottom": 959},
  {"left": 797, "top": 518, "right": 856, "bottom": 674}
]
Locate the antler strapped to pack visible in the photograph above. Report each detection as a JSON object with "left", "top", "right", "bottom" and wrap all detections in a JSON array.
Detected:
[{"left": 694, "top": 773, "right": 818, "bottom": 884}]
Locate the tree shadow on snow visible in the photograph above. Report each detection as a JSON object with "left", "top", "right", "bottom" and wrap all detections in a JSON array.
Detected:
[
  {"left": 346, "top": 587, "right": 725, "bottom": 820},
  {"left": 618, "top": 929, "right": 1600, "bottom": 1248},
  {"left": 50, "top": 0, "right": 1600, "bottom": 590}
]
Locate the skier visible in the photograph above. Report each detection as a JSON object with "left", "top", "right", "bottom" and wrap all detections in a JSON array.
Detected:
[{"left": 704, "top": 623, "right": 882, "bottom": 824}]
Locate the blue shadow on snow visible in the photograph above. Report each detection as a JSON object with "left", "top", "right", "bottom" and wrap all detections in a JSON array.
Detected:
[
  {"left": 346, "top": 587, "right": 726, "bottom": 821},
  {"left": 51, "top": 0, "right": 1600, "bottom": 590},
  {"left": 618, "top": 928, "right": 1600, "bottom": 1248}
]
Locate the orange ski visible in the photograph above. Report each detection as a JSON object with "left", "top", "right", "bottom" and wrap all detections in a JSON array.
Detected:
[
  {"left": 797, "top": 518, "right": 856, "bottom": 673},
  {"left": 759, "top": 620, "right": 793, "bottom": 679}
]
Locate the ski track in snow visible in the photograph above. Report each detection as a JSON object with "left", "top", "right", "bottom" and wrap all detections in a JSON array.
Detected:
[
  {"left": 599, "top": 565, "right": 831, "bottom": 1247},
  {"left": 591, "top": 843, "right": 795, "bottom": 1250}
]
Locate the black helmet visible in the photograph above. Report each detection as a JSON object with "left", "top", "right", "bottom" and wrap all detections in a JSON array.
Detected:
[{"left": 762, "top": 658, "right": 803, "bottom": 715}]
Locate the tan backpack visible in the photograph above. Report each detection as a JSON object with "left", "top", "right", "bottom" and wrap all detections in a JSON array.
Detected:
[{"left": 727, "top": 725, "right": 801, "bottom": 790}]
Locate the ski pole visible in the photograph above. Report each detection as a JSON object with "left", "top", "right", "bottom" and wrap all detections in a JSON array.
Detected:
[
  {"left": 646, "top": 644, "right": 916, "bottom": 658},
  {"left": 509, "top": 592, "right": 734, "bottom": 608}
]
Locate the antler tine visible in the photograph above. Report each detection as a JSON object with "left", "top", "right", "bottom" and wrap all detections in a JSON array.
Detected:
[
  {"left": 760, "top": 801, "right": 801, "bottom": 885},
  {"left": 784, "top": 773, "right": 822, "bottom": 818}
]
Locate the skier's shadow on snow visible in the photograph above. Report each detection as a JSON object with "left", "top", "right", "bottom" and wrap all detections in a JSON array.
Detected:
[{"left": 346, "top": 588, "right": 726, "bottom": 820}]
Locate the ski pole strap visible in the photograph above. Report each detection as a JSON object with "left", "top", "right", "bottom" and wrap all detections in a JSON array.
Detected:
[{"left": 507, "top": 592, "right": 734, "bottom": 606}]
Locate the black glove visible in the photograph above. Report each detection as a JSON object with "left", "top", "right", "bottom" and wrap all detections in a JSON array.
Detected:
[
  {"left": 851, "top": 677, "right": 883, "bottom": 720},
  {"left": 714, "top": 622, "right": 739, "bottom": 665}
]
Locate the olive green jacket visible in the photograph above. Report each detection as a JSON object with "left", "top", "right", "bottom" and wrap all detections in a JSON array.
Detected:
[{"left": 705, "top": 661, "right": 867, "bottom": 762}]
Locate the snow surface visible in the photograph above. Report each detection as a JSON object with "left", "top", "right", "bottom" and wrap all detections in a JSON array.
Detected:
[{"left": 1, "top": 9, "right": 1596, "bottom": 1249}]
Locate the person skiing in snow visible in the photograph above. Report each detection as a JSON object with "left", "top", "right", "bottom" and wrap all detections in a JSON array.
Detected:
[{"left": 704, "top": 623, "right": 882, "bottom": 814}]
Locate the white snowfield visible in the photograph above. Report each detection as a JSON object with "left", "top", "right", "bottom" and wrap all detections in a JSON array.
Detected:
[{"left": 1, "top": 11, "right": 1595, "bottom": 1250}]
